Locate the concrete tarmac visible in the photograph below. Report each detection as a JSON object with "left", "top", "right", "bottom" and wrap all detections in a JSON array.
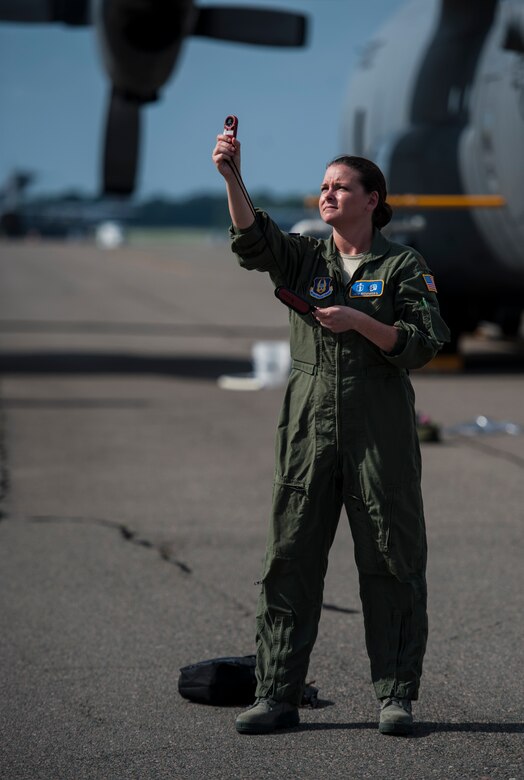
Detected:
[{"left": 1, "top": 237, "right": 523, "bottom": 780}]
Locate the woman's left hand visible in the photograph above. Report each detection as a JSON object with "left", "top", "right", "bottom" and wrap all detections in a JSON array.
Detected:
[{"left": 313, "top": 305, "right": 357, "bottom": 333}]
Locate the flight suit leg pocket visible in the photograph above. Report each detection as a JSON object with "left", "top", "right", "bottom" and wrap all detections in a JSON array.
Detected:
[
  {"left": 345, "top": 493, "right": 388, "bottom": 575},
  {"left": 275, "top": 366, "right": 317, "bottom": 486},
  {"left": 262, "top": 474, "right": 331, "bottom": 608},
  {"left": 267, "top": 477, "right": 309, "bottom": 561},
  {"left": 381, "top": 482, "right": 427, "bottom": 580}
]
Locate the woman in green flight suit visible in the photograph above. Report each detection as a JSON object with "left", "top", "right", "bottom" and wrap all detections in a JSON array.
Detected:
[{"left": 212, "top": 134, "right": 450, "bottom": 736}]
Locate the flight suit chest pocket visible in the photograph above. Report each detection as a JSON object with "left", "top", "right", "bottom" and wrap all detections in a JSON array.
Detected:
[{"left": 347, "top": 278, "right": 388, "bottom": 317}]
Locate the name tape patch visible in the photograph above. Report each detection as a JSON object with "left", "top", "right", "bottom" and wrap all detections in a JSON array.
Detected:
[{"left": 349, "top": 279, "right": 384, "bottom": 298}]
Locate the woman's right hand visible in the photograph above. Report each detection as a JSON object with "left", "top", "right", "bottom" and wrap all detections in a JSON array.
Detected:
[{"left": 212, "top": 134, "right": 241, "bottom": 179}]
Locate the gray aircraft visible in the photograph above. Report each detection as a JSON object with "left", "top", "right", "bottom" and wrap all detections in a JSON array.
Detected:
[
  {"left": 342, "top": 0, "right": 524, "bottom": 344},
  {"left": 0, "top": 0, "right": 306, "bottom": 197}
]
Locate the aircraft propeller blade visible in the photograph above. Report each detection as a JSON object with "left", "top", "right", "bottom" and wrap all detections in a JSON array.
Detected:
[
  {"left": 503, "top": 19, "right": 524, "bottom": 53},
  {"left": 192, "top": 5, "right": 307, "bottom": 47},
  {"left": 102, "top": 89, "right": 140, "bottom": 196},
  {"left": 0, "top": 0, "right": 89, "bottom": 24}
]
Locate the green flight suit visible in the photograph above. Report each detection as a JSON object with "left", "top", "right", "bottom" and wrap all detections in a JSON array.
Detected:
[{"left": 230, "top": 210, "right": 450, "bottom": 705}]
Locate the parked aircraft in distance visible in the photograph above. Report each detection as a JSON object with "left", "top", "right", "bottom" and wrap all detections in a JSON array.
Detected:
[
  {"left": 0, "top": 0, "right": 307, "bottom": 197},
  {"left": 341, "top": 0, "right": 524, "bottom": 345},
  {"left": 0, "top": 170, "right": 133, "bottom": 239}
]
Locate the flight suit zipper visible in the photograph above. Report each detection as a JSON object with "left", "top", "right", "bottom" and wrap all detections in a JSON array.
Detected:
[
  {"left": 331, "top": 260, "right": 345, "bottom": 468},
  {"left": 336, "top": 256, "right": 369, "bottom": 465},
  {"left": 335, "top": 333, "right": 341, "bottom": 461}
]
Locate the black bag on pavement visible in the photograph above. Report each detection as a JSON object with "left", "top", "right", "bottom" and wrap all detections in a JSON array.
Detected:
[
  {"left": 178, "top": 654, "right": 319, "bottom": 707},
  {"left": 178, "top": 655, "right": 256, "bottom": 705}
]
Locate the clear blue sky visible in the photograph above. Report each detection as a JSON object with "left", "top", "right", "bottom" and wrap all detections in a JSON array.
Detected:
[{"left": 0, "top": 0, "right": 404, "bottom": 199}]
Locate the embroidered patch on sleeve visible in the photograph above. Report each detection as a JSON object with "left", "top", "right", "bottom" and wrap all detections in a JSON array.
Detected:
[
  {"left": 309, "top": 277, "right": 334, "bottom": 299},
  {"left": 423, "top": 274, "right": 438, "bottom": 292}
]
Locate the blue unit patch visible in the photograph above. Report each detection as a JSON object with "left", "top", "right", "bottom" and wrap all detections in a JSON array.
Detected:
[
  {"left": 310, "top": 277, "right": 333, "bottom": 300},
  {"left": 349, "top": 279, "right": 384, "bottom": 298}
]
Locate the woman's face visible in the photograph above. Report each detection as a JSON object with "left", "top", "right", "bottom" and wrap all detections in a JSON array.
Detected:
[{"left": 319, "top": 164, "right": 378, "bottom": 229}]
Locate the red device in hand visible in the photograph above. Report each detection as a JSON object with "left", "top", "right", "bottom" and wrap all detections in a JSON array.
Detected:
[
  {"left": 224, "top": 115, "right": 238, "bottom": 142},
  {"left": 275, "top": 286, "right": 315, "bottom": 316}
]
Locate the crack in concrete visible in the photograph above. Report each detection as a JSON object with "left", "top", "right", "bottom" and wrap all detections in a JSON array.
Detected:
[
  {"left": 3, "top": 511, "right": 252, "bottom": 617},
  {"left": 30, "top": 514, "right": 252, "bottom": 617},
  {"left": 29, "top": 514, "right": 192, "bottom": 574}
]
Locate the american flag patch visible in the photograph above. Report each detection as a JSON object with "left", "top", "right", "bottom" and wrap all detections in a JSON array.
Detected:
[{"left": 423, "top": 274, "right": 437, "bottom": 292}]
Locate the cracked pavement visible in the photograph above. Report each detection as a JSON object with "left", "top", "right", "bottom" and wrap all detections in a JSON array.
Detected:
[{"left": 1, "top": 238, "right": 523, "bottom": 780}]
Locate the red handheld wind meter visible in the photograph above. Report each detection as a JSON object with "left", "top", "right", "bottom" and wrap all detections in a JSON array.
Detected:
[
  {"left": 275, "top": 286, "right": 314, "bottom": 316},
  {"left": 223, "top": 115, "right": 238, "bottom": 141}
]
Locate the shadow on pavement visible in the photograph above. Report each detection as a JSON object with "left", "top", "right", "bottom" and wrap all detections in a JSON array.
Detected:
[
  {"left": 0, "top": 352, "right": 252, "bottom": 379},
  {"left": 414, "top": 721, "right": 524, "bottom": 736},
  {"left": 299, "top": 721, "right": 524, "bottom": 737}
]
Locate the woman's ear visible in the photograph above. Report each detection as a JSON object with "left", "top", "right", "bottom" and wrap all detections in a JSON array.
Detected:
[{"left": 368, "top": 190, "right": 379, "bottom": 211}]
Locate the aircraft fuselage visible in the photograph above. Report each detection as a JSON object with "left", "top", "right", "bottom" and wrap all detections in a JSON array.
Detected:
[{"left": 342, "top": 0, "right": 524, "bottom": 337}]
